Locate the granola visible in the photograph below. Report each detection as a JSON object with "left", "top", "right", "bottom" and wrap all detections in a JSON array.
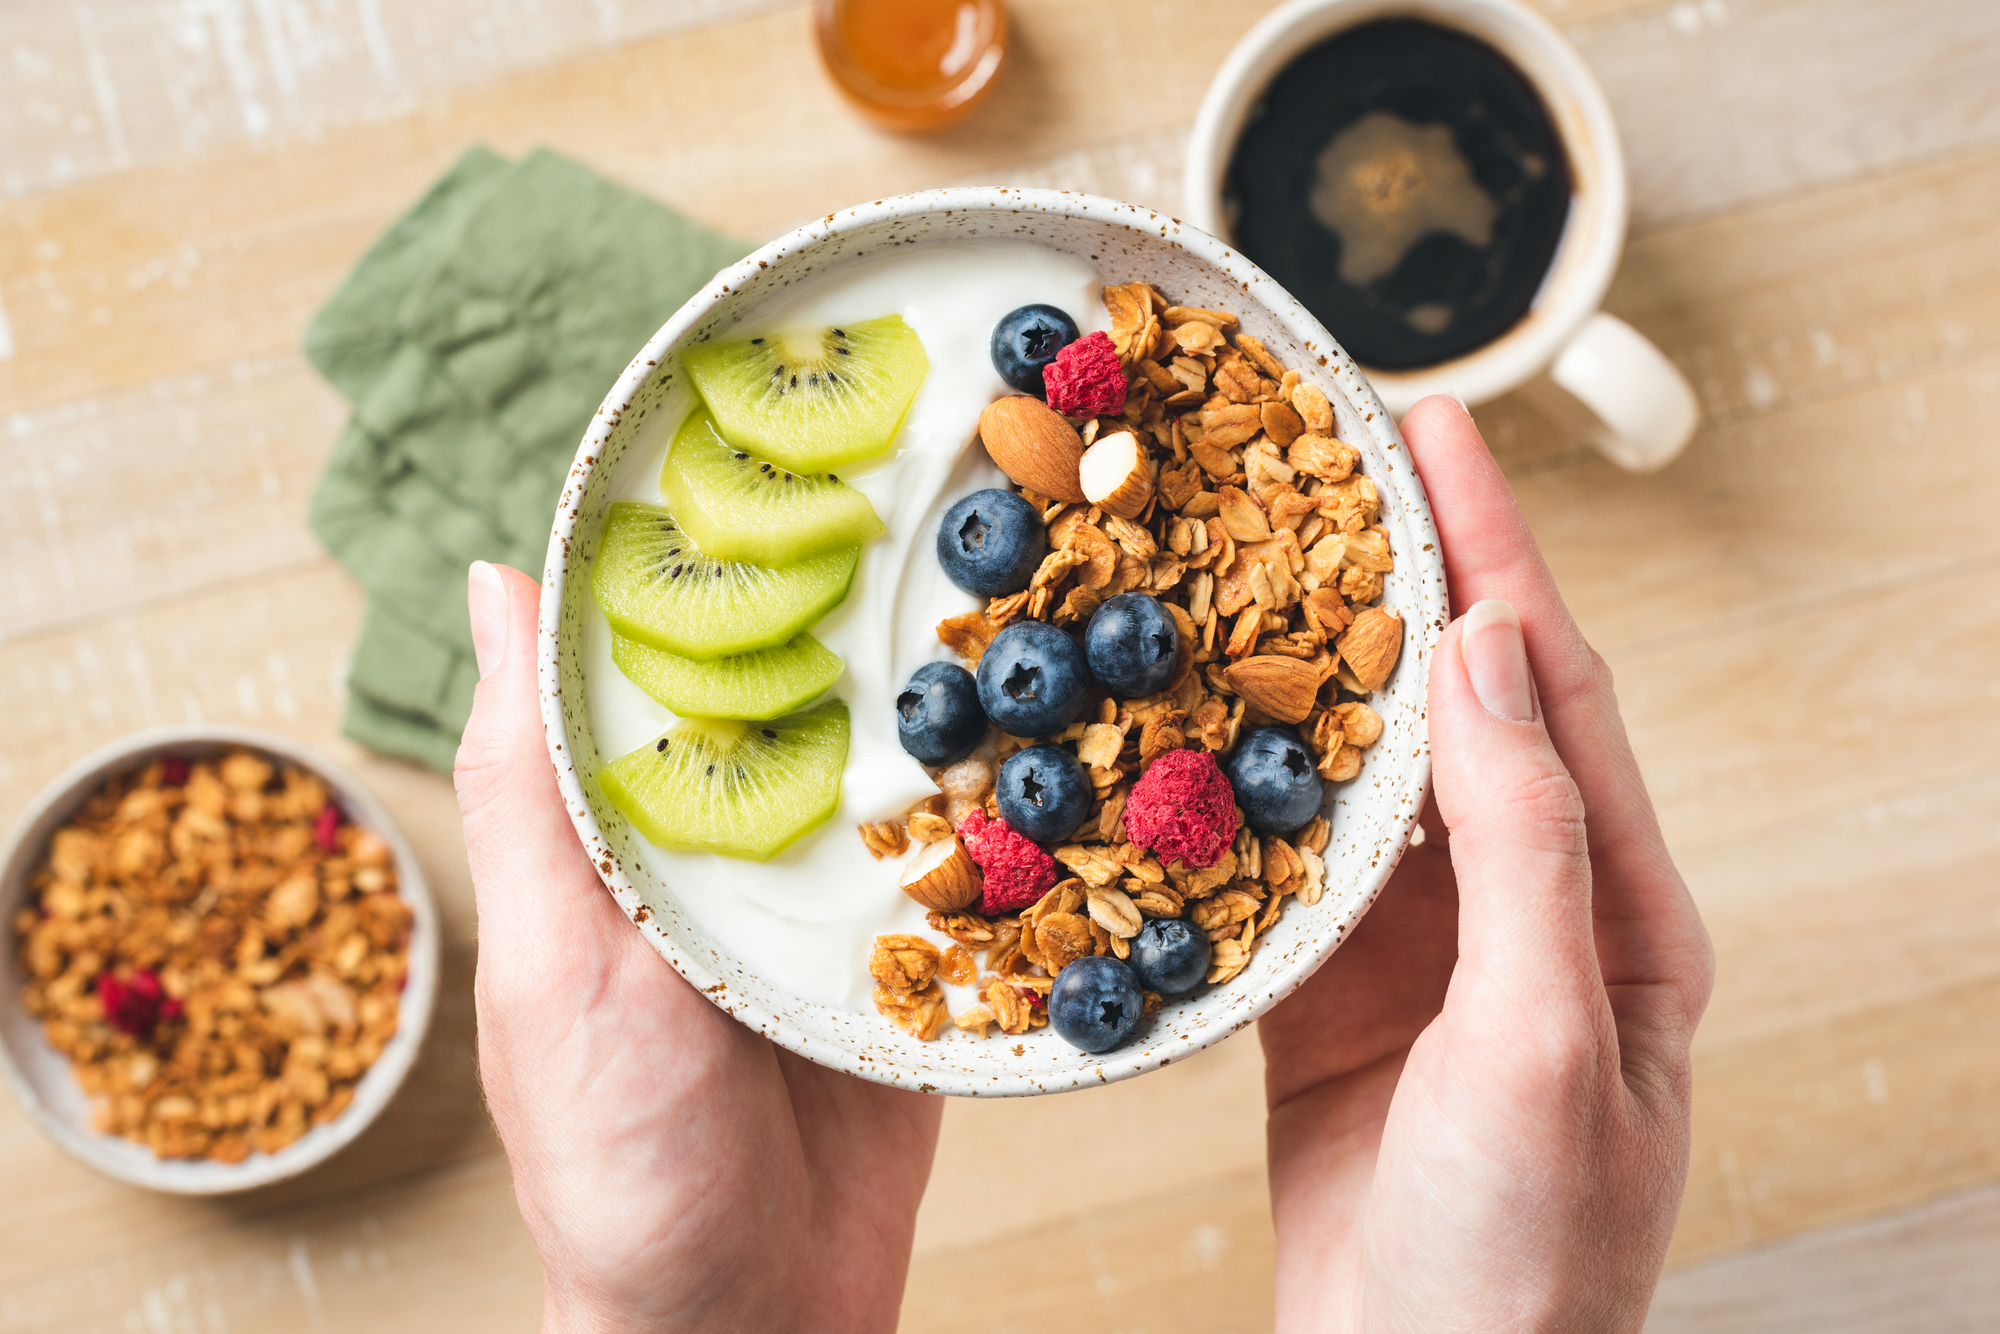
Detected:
[
  {"left": 10, "top": 751, "right": 413, "bottom": 1161},
  {"left": 869, "top": 281, "right": 1399, "bottom": 1045}
]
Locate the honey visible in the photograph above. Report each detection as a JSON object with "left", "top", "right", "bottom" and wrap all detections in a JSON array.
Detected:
[{"left": 816, "top": 0, "right": 1008, "bottom": 132}]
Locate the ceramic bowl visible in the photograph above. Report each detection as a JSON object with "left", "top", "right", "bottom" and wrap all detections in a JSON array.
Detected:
[
  {"left": 539, "top": 188, "right": 1446, "bottom": 1096},
  {"left": 0, "top": 726, "right": 441, "bottom": 1192}
]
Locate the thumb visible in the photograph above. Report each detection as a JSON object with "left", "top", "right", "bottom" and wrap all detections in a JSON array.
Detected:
[
  {"left": 455, "top": 561, "right": 604, "bottom": 933},
  {"left": 1429, "top": 599, "right": 1599, "bottom": 1012}
]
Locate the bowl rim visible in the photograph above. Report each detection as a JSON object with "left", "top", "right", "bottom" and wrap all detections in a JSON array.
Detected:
[
  {"left": 537, "top": 186, "right": 1444, "bottom": 1096},
  {"left": 0, "top": 724, "right": 442, "bottom": 1193}
]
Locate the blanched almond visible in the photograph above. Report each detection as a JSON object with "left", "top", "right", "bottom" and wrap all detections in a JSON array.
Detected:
[
  {"left": 978, "top": 396, "right": 1086, "bottom": 502},
  {"left": 1078, "top": 430, "right": 1154, "bottom": 518},
  {"left": 897, "top": 835, "right": 983, "bottom": 912}
]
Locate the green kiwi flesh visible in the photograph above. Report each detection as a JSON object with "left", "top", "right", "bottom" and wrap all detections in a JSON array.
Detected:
[
  {"left": 611, "top": 630, "right": 842, "bottom": 721},
  {"left": 659, "top": 409, "right": 886, "bottom": 565},
  {"left": 681, "top": 314, "right": 928, "bottom": 473},
  {"left": 598, "top": 700, "right": 850, "bottom": 860},
  {"left": 592, "top": 501, "right": 857, "bottom": 661}
]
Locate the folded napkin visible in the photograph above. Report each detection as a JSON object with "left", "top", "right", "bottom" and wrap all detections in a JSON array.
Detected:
[{"left": 304, "top": 147, "right": 749, "bottom": 771}]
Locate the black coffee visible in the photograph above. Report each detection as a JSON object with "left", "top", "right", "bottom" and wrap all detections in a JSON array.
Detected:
[{"left": 1224, "top": 20, "right": 1572, "bottom": 371}]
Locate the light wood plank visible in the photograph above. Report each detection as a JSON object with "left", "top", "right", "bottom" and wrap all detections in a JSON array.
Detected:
[
  {"left": 913, "top": 1029, "right": 1267, "bottom": 1259},
  {"left": 0, "top": 1151, "right": 541, "bottom": 1332},
  {"left": 904, "top": 1167, "right": 1277, "bottom": 1334},
  {"left": 1675, "top": 969, "right": 2000, "bottom": 1261},
  {"left": 1600, "top": 552, "right": 2000, "bottom": 856},
  {"left": 1649, "top": 1180, "right": 2000, "bottom": 1332},
  {"left": 0, "top": 0, "right": 799, "bottom": 201},
  {"left": 1685, "top": 768, "right": 2000, "bottom": 1057},
  {"left": 1510, "top": 345, "right": 2000, "bottom": 663},
  {"left": 0, "top": 353, "right": 343, "bottom": 642},
  {"left": 1609, "top": 556, "right": 2000, "bottom": 856},
  {"left": 1611, "top": 144, "right": 2000, "bottom": 423},
  {"left": 1572, "top": 0, "right": 2000, "bottom": 225}
]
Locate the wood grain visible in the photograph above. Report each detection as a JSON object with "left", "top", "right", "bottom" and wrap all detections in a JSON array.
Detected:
[
  {"left": 2, "top": 0, "right": 1999, "bottom": 1328},
  {"left": 1572, "top": 0, "right": 2000, "bottom": 225},
  {"left": 1648, "top": 1180, "right": 2000, "bottom": 1332}
]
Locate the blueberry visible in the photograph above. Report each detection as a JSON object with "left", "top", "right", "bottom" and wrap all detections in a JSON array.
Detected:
[
  {"left": 996, "top": 744, "right": 1091, "bottom": 843},
  {"left": 895, "top": 662, "right": 987, "bottom": 766},
  {"left": 937, "top": 488, "right": 1047, "bottom": 597},
  {"left": 990, "top": 304, "right": 1081, "bottom": 397},
  {"left": 975, "top": 620, "right": 1093, "bottom": 738},
  {"left": 1129, "top": 918, "right": 1211, "bottom": 996},
  {"left": 1224, "top": 726, "right": 1326, "bottom": 836},
  {"left": 1084, "top": 593, "right": 1180, "bottom": 696},
  {"left": 1048, "top": 955, "right": 1144, "bottom": 1053}
]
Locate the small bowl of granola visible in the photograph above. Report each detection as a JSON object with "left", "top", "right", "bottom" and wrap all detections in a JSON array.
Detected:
[{"left": 0, "top": 726, "right": 440, "bottom": 1192}]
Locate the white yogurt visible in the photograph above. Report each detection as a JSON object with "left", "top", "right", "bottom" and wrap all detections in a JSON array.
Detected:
[{"left": 585, "top": 243, "right": 1108, "bottom": 1012}]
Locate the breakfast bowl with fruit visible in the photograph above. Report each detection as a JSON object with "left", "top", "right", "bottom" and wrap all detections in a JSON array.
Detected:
[{"left": 541, "top": 189, "right": 1447, "bottom": 1095}]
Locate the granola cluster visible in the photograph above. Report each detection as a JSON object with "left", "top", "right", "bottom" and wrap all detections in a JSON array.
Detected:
[
  {"left": 870, "top": 282, "right": 1402, "bottom": 1042},
  {"left": 10, "top": 751, "right": 413, "bottom": 1161}
]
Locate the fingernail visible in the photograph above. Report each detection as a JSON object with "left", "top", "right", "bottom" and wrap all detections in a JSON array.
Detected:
[
  {"left": 1446, "top": 391, "right": 1472, "bottom": 417},
  {"left": 1461, "top": 599, "right": 1534, "bottom": 721},
  {"left": 468, "top": 561, "right": 508, "bottom": 680}
]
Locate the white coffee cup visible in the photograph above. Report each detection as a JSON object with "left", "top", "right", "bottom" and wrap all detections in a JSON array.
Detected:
[{"left": 1184, "top": 0, "right": 1699, "bottom": 472}]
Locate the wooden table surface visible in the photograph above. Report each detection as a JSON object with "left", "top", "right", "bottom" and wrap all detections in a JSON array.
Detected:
[{"left": 3, "top": 1, "right": 1998, "bottom": 1329}]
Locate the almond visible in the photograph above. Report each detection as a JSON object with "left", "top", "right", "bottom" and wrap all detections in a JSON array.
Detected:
[
  {"left": 978, "top": 396, "right": 1086, "bottom": 502},
  {"left": 897, "top": 835, "right": 982, "bottom": 912},
  {"left": 1336, "top": 606, "right": 1403, "bottom": 694},
  {"left": 1078, "top": 430, "right": 1154, "bottom": 518},
  {"left": 1223, "top": 654, "right": 1321, "bottom": 724}
]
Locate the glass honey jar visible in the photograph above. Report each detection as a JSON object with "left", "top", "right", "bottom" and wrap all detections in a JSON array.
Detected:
[{"left": 815, "top": 0, "right": 1008, "bottom": 132}]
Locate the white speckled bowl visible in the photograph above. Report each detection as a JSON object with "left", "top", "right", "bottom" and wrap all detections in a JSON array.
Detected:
[
  {"left": 540, "top": 189, "right": 1446, "bottom": 1096},
  {"left": 0, "top": 726, "right": 441, "bottom": 1192}
]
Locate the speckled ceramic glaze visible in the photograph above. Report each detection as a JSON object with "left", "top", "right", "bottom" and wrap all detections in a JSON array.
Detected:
[
  {"left": 540, "top": 190, "right": 1447, "bottom": 1097},
  {"left": 0, "top": 726, "right": 441, "bottom": 1192}
]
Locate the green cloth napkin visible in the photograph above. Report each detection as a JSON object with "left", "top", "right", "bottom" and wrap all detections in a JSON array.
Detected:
[{"left": 304, "top": 147, "right": 750, "bottom": 771}]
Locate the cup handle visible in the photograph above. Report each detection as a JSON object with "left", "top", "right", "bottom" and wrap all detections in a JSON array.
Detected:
[{"left": 1519, "top": 313, "right": 1700, "bottom": 472}]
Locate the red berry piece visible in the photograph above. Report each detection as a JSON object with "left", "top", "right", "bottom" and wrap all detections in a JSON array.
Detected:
[
  {"left": 313, "top": 802, "right": 342, "bottom": 854},
  {"left": 1042, "top": 331, "right": 1128, "bottom": 418},
  {"left": 1124, "top": 748, "right": 1238, "bottom": 869},
  {"left": 957, "top": 809, "right": 1059, "bottom": 915}
]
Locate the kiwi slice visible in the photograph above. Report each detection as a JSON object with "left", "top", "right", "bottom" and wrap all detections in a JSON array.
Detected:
[
  {"left": 612, "top": 630, "right": 842, "bottom": 721},
  {"left": 592, "top": 501, "right": 857, "bottom": 661},
  {"left": 660, "top": 409, "right": 886, "bottom": 565},
  {"left": 598, "top": 700, "right": 850, "bottom": 860},
  {"left": 682, "top": 314, "right": 929, "bottom": 473}
]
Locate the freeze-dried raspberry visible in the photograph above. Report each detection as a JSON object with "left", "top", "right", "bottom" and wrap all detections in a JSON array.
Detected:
[
  {"left": 98, "top": 971, "right": 181, "bottom": 1039},
  {"left": 958, "top": 809, "right": 1058, "bottom": 916},
  {"left": 1042, "top": 331, "right": 1128, "bottom": 418},
  {"left": 1124, "top": 749, "right": 1237, "bottom": 868},
  {"left": 313, "top": 803, "right": 342, "bottom": 854}
]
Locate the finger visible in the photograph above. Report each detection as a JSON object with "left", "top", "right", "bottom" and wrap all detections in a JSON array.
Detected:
[
  {"left": 456, "top": 561, "right": 624, "bottom": 953},
  {"left": 1429, "top": 600, "right": 1604, "bottom": 1020},
  {"left": 1400, "top": 398, "right": 1708, "bottom": 1029},
  {"left": 1260, "top": 796, "right": 1458, "bottom": 1106}
]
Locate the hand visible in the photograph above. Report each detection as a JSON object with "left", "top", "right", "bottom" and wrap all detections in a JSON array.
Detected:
[
  {"left": 455, "top": 562, "right": 942, "bottom": 1334},
  {"left": 1258, "top": 397, "right": 1714, "bottom": 1332}
]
